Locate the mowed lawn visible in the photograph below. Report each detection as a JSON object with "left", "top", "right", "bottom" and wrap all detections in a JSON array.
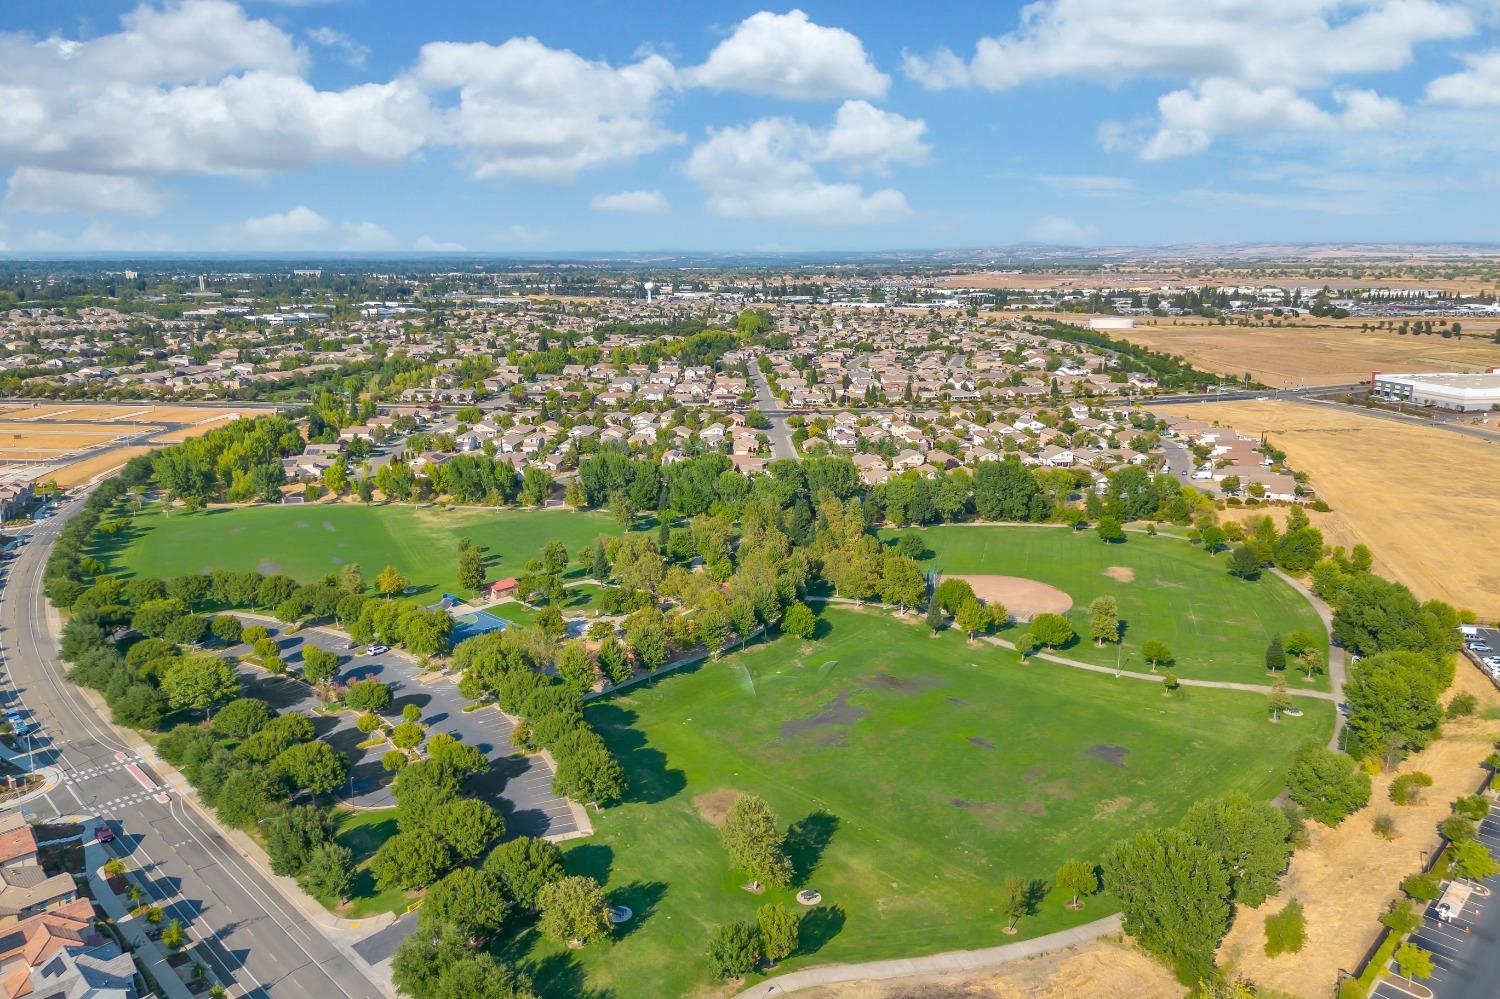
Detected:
[
  {"left": 96, "top": 503, "right": 627, "bottom": 596},
  {"left": 508, "top": 606, "right": 1332, "bottom": 998},
  {"left": 889, "top": 525, "right": 1329, "bottom": 688}
]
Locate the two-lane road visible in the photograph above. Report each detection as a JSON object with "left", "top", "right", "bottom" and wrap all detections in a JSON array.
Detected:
[{"left": 0, "top": 498, "right": 389, "bottom": 999}]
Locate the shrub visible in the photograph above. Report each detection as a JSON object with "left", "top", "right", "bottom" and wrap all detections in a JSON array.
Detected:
[
  {"left": 1389, "top": 772, "right": 1433, "bottom": 806},
  {"left": 1448, "top": 692, "right": 1479, "bottom": 719},
  {"left": 1400, "top": 872, "right": 1441, "bottom": 901},
  {"left": 1441, "top": 815, "right": 1477, "bottom": 843},
  {"left": 1263, "top": 898, "right": 1306, "bottom": 957},
  {"left": 1372, "top": 812, "right": 1398, "bottom": 840},
  {"left": 1453, "top": 795, "right": 1490, "bottom": 822}
]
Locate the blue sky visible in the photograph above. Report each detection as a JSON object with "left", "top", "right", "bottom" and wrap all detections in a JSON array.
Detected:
[{"left": 1, "top": 0, "right": 1499, "bottom": 252}]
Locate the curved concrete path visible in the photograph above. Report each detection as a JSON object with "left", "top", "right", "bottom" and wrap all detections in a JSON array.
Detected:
[{"left": 733, "top": 914, "right": 1122, "bottom": 998}]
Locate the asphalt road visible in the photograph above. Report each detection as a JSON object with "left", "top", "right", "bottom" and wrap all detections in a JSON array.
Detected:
[
  {"left": 751, "top": 367, "right": 797, "bottom": 460},
  {"left": 0, "top": 498, "right": 389, "bottom": 999}
]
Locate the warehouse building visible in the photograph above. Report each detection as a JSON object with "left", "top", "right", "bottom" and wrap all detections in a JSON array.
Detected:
[{"left": 1370, "top": 370, "right": 1500, "bottom": 412}]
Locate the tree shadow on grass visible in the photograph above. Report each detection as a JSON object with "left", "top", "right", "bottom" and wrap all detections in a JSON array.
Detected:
[
  {"left": 563, "top": 843, "right": 614, "bottom": 886},
  {"left": 606, "top": 880, "right": 666, "bottom": 940},
  {"left": 785, "top": 811, "right": 838, "bottom": 887},
  {"left": 797, "top": 903, "right": 846, "bottom": 957},
  {"left": 586, "top": 703, "right": 685, "bottom": 805},
  {"left": 495, "top": 926, "right": 616, "bottom": 999}
]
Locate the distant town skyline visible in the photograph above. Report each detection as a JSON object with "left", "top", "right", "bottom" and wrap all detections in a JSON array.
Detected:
[{"left": 3, "top": 0, "right": 1499, "bottom": 252}]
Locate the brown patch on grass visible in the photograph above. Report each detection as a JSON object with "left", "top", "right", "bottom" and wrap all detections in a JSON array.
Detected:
[
  {"left": 1218, "top": 664, "right": 1500, "bottom": 996},
  {"left": 1091, "top": 796, "right": 1136, "bottom": 821},
  {"left": 1157, "top": 400, "right": 1500, "bottom": 617},
  {"left": 1101, "top": 566, "right": 1135, "bottom": 583},
  {"left": 692, "top": 789, "right": 739, "bottom": 827},
  {"left": 939, "top": 574, "right": 1072, "bottom": 620},
  {"left": 791, "top": 935, "right": 1184, "bottom": 999}
]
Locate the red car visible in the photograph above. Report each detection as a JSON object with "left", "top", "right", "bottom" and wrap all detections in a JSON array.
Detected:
[{"left": 93, "top": 826, "right": 114, "bottom": 844}]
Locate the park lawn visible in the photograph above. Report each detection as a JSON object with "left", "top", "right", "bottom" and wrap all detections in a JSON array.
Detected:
[
  {"left": 888, "top": 524, "right": 1330, "bottom": 689},
  {"left": 94, "top": 502, "right": 626, "bottom": 598},
  {"left": 316, "top": 806, "right": 410, "bottom": 918},
  {"left": 561, "top": 582, "right": 614, "bottom": 614},
  {"left": 504, "top": 606, "right": 1332, "bottom": 999}
]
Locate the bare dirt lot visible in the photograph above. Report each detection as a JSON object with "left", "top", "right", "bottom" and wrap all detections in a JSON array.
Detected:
[
  {"left": 45, "top": 447, "right": 154, "bottom": 488},
  {"left": 0, "top": 422, "right": 139, "bottom": 459},
  {"left": 794, "top": 936, "right": 1183, "bottom": 999},
  {"left": 940, "top": 575, "right": 1073, "bottom": 619},
  {"left": 1219, "top": 664, "right": 1500, "bottom": 995},
  {"left": 1156, "top": 400, "right": 1500, "bottom": 618}
]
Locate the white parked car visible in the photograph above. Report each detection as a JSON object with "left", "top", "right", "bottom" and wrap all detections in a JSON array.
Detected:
[{"left": 364, "top": 645, "right": 389, "bottom": 656}]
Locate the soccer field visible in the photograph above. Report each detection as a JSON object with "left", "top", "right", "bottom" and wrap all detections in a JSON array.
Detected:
[
  {"left": 886, "top": 524, "right": 1330, "bottom": 688},
  {"left": 511, "top": 606, "right": 1333, "bottom": 998},
  {"left": 97, "top": 503, "right": 628, "bottom": 595}
]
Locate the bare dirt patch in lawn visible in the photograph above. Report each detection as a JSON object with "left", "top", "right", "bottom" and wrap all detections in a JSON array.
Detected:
[
  {"left": 794, "top": 935, "right": 1184, "bottom": 999},
  {"left": 692, "top": 789, "right": 739, "bottom": 828},
  {"left": 941, "top": 574, "right": 1072, "bottom": 620},
  {"left": 780, "top": 690, "right": 868, "bottom": 741},
  {"left": 1083, "top": 744, "right": 1130, "bottom": 769},
  {"left": 1101, "top": 566, "right": 1135, "bottom": 583}
]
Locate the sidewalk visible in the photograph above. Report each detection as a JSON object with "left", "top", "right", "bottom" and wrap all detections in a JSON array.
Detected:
[
  {"left": 733, "top": 914, "right": 1123, "bottom": 998},
  {"left": 85, "top": 840, "right": 198, "bottom": 999}
]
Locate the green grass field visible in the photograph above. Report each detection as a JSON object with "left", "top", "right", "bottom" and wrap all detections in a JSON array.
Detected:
[
  {"left": 886, "top": 525, "right": 1329, "bottom": 688},
  {"left": 507, "top": 606, "right": 1332, "bottom": 998},
  {"left": 95, "top": 503, "right": 627, "bottom": 597},
  {"left": 317, "top": 807, "right": 407, "bottom": 918}
]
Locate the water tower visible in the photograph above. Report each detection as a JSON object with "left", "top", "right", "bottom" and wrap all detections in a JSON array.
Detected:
[{"left": 643, "top": 281, "right": 655, "bottom": 303}]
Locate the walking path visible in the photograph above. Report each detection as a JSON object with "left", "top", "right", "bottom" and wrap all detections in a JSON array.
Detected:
[
  {"left": 806, "top": 595, "right": 1338, "bottom": 701},
  {"left": 733, "top": 914, "right": 1123, "bottom": 998}
]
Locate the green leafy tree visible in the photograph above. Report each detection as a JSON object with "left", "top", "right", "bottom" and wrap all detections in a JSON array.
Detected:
[
  {"left": 1096, "top": 516, "right": 1124, "bottom": 543},
  {"left": 1265, "top": 634, "right": 1286, "bottom": 672},
  {"left": 706, "top": 920, "right": 763, "bottom": 980},
  {"left": 1056, "top": 859, "right": 1098, "bottom": 910},
  {"left": 1178, "top": 794, "right": 1291, "bottom": 907},
  {"left": 162, "top": 652, "right": 239, "bottom": 719},
  {"left": 1028, "top": 613, "right": 1074, "bottom": 649},
  {"left": 1102, "top": 828, "right": 1232, "bottom": 983},
  {"left": 1285, "top": 744, "right": 1372, "bottom": 827},
  {"left": 999, "top": 874, "right": 1030, "bottom": 932},
  {"left": 432, "top": 798, "right": 504, "bottom": 860},
  {"left": 1089, "top": 596, "right": 1119, "bottom": 646},
  {"left": 300, "top": 842, "right": 354, "bottom": 903},
  {"left": 371, "top": 832, "right": 452, "bottom": 891},
  {"left": 272, "top": 741, "right": 349, "bottom": 796},
  {"left": 1394, "top": 942, "right": 1433, "bottom": 985},
  {"left": 557, "top": 641, "right": 596, "bottom": 695},
  {"left": 458, "top": 547, "right": 486, "bottom": 594},
  {"left": 1140, "top": 639, "right": 1172, "bottom": 672},
  {"left": 344, "top": 679, "right": 393, "bottom": 714},
  {"left": 375, "top": 565, "right": 407, "bottom": 598},
  {"left": 264, "top": 804, "right": 333, "bottom": 877},
  {"left": 1228, "top": 545, "right": 1261, "bottom": 580},
  {"left": 1451, "top": 839, "right": 1500, "bottom": 881},
  {"left": 781, "top": 602, "right": 816, "bottom": 640},
  {"left": 419, "top": 867, "right": 511, "bottom": 941},
  {"left": 756, "top": 903, "right": 801, "bottom": 963},
  {"left": 723, "top": 794, "right": 793, "bottom": 889},
  {"left": 484, "top": 836, "right": 565, "bottom": 910},
  {"left": 300, "top": 645, "right": 339, "bottom": 687},
  {"left": 925, "top": 598, "right": 944, "bottom": 635},
  {"left": 536, "top": 875, "right": 612, "bottom": 945},
  {"left": 880, "top": 554, "right": 927, "bottom": 612}
]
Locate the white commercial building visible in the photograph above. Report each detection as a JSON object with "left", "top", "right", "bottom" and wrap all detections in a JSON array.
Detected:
[
  {"left": 1088, "top": 316, "right": 1135, "bottom": 331},
  {"left": 1370, "top": 370, "right": 1500, "bottom": 412}
]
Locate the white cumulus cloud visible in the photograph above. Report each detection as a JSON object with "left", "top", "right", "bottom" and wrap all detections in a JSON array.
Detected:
[
  {"left": 4, "top": 168, "right": 167, "bottom": 215},
  {"left": 590, "top": 190, "right": 670, "bottom": 213},
  {"left": 415, "top": 235, "right": 466, "bottom": 252},
  {"left": 688, "top": 9, "right": 888, "bottom": 100},
  {"left": 1027, "top": 215, "right": 1095, "bottom": 243},
  {"left": 412, "top": 38, "right": 680, "bottom": 181},
  {"left": 684, "top": 101, "right": 925, "bottom": 224}
]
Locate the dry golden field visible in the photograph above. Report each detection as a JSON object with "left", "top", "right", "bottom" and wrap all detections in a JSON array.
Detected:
[
  {"left": 45, "top": 447, "right": 154, "bottom": 487},
  {"left": 1020, "top": 311, "right": 1500, "bottom": 386},
  {"left": 1157, "top": 400, "right": 1500, "bottom": 617}
]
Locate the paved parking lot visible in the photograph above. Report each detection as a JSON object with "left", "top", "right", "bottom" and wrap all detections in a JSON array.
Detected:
[
  {"left": 224, "top": 620, "right": 582, "bottom": 840},
  {"left": 1370, "top": 811, "right": 1500, "bottom": 999}
]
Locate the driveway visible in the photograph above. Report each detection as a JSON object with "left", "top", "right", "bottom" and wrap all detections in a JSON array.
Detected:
[{"left": 222, "top": 620, "right": 582, "bottom": 840}]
